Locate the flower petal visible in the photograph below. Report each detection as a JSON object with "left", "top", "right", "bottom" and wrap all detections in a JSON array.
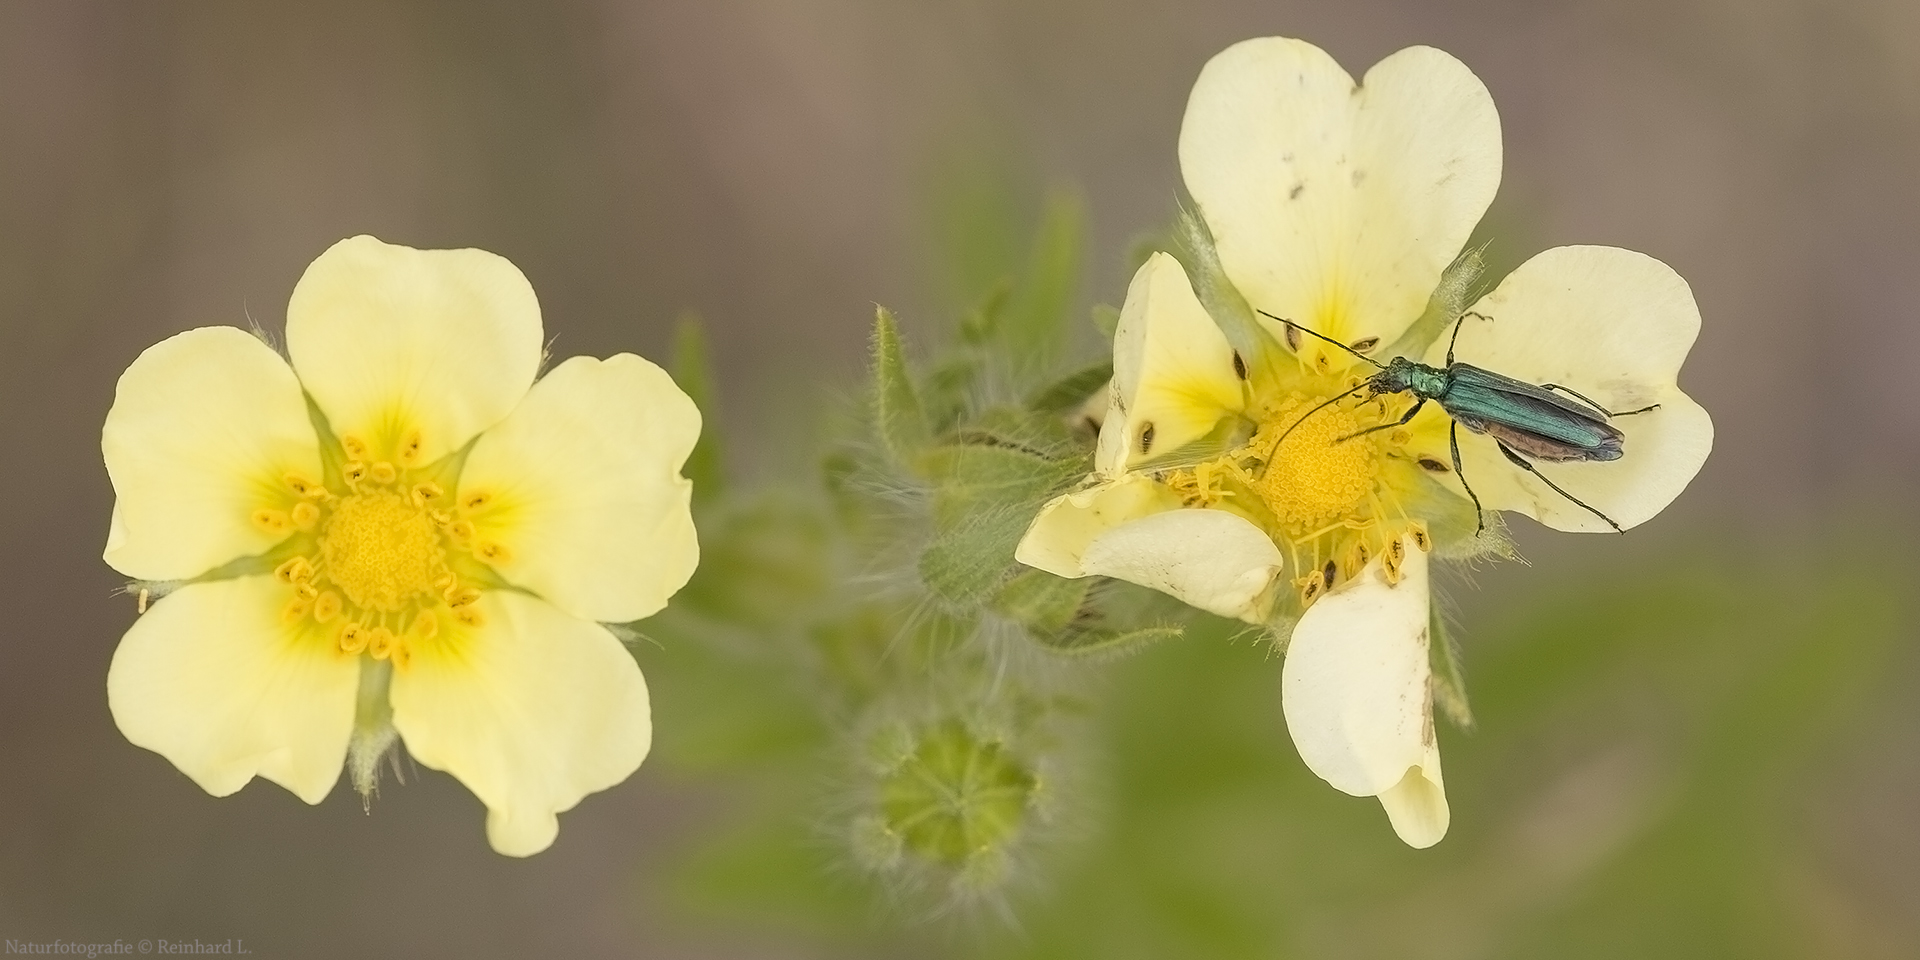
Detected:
[
  {"left": 285, "top": 236, "right": 543, "bottom": 466},
  {"left": 1015, "top": 475, "right": 1182, "bottom": 579},
  {"left": 1281, "top": 533, "right": 1447, "bottom": 847},
  {"left": 1428, "top": 246, "right": 1713, "bottom": 532},
  {"left": 1082, "top": 508, "right": 1284, "bottom": 622},
  {"left": 107, "top": 575, "right": 359, "bottom": 804},
  {"left": 1097, "top": 253, "right": 1245, "bottom": 474},
  {"left": 389, "top": 591, "right": 651, "bottom": 857},
  {"left": 1180, "top": 39, "right": 1500, "bottom": 360},
  {"left": 455, "top": 354, "right": 700, "bottom": 624},
  {"left": 102, "top": 327, "right": 322, "bottom": 581}
]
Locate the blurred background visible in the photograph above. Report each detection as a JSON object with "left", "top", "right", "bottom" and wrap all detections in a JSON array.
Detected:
[{"left": 3, "top": 1, "right": 1918, "bottom": 957}]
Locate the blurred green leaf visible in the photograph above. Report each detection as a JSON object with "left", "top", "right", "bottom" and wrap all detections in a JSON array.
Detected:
[{"left": 671, "top": 315, "right": 725, "bottom": 506}]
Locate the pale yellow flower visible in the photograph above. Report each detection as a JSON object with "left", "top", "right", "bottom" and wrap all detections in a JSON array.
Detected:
[
  {"left": 1018, "top": 39, "right": 1712, "bottom": 847},
  {"left": 102, "top": 236, "right": 700, "bottom": 856}
]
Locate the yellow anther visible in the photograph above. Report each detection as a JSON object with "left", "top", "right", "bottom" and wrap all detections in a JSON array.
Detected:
[
  {"left": 398, "top": 428, "right": 425, "bottom": 467},
  {"left": 338, "top": 621, "right": 368, "bottom": 654},
  {"left": 1409, "top": 521, "right": 1431, "bottom": 553},
  {"left": 391, "top": 638, "right": 414, "bottom": 671},
  {"left": 296, "top": 581, "right": 320, "bottom": 601},
  {"left": 252, "top": 508, "right": 292, "bottom": 535},
  {"left": 411, "top": 608, "right": 439, "bottom": 641},
  {"left": 369, "top": 461, "right": 397, "bottom": 485},
  {"left": 461, "top": 491, "right": 493, "bottom": 512},
  {"left": 313, "top": 590, "right": 342, "bottom": 623},
  {"left": 285, "top": 473, "right": 326, "bottom": 498},
  {"left": 411, "top": 482, "right": 444, "bottom": 507},
  {"left": 1383, "top": 536, "right": 1406, "bottom": 585},
  {"left": 341, "top": 461, "right": 368, "bottom": 486},
  {"left": 136, "top": 588, "right": 150, "bottom": 615},
  {"left": 474, "top": 540, "right": 512, "bottom": 565},
  {"left": 1389, "top": 428, "right": 1412, "bottom": 446},
  {"left": 341, "top": 435, "right": 370, "bottom": 461},
  {"left": 452, "top": 605, "right": 486, "bottom": 629},
  {"left": 1297, "top": 569, "right": 1327, "bottom": 607},
  {"left": 447, "top": 587, "right": 482, "bottom": 608},
  {"left": 291, "top": 501, "right": 321, "bottom": 531},
  {"left": 274, "top": 556, "right": 314, "bottom": 584},
  {"left": 367, "top": 626, "right": 395, "bottom": 660},
  {"left": 280, "top": 595, "right": 313, "bottom": 626},
  {"left": 447, "top": 519, "right": 475, "bottom": 544},
  {"left": 433, "top": 572, "right": 459, "bottom": 593}
]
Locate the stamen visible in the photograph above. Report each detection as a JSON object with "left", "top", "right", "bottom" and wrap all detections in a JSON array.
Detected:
[
  {"left": 338, "top": 621, "right": 368, "bottom": 654},
  {"left": 367, "top": 626, "right": 395, "bottom": 661},
  {"left": 398, "top": 429, "right": 425, "bottom": 467},
  {"left": 285, "top": 473, "right": 326, "bottom": 498},
  {"left": 295, "top": 581, "right": 319, "bottom": 600},
  {"left": 291, "top": 501, "right": 321, "bottom": 530},
  {"left": 391, "top": 638, "right": 413, "bottom": 671},
  {"left": 341, "top": 461, "right": 368, "bottom": 486},
  {"left": 341, "top": 435, "right": 370, "bottom": 461},
  {"left": 474, "top": 541, "right": 512, "bottom": 565},
  {"left": 412, "top": 608, "right": 439, "bottom": 641},
  {"left": 252, "top": 509, "right": 293, "bottom": 535},
  {"left": 461, "top": 491, "right": 493, "bottom": 512},
  {"left": 1298, "top": 569, "right": 1326, "bottom": 606},
  {"left": 313, "top": 590, "right": 342, "bottom": 623},
  {"left": 411, "top": 482, "right": 444, "bottom": 507},
  {"left": 446, "top": 586, "right": 482, "bottom": 608},
  {"left": 280, "top": 595, "right": 312, "bottom": 626},
  {"left": 446, "top": 519, "right": 475, "bottom": 544},
  {"left": 274, "top": 556, "right": 314, "bottom": 584},
  {"left": 1383, "top": 536, "right": 1406, "bottom": 585},
  {"left": 369, "top": 461, "right": 397, "bottom": 485},
  {"left": 1409, "top": 521, "right": 1431, "bottom": 553},
  {"left": 452, "top": 605, "right": 486, "bottom": 629}
]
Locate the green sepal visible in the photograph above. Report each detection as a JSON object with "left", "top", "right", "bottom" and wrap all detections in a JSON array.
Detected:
[
  {"left": 1171, "top": 204, "right": 1283, "bottom": 370},
  {"left": 1026, "top": 360, "right": 1113, "bottom": 415},
  {"left": 1031, "top": 624, "right": 1183, "bottom": 660},
  {"left": 671, "top": 315, "right": 725, "bottom": 506},
  {"left": 1429, "top": 605, "right": 1475, "bottom": 730},
  {"left": 916, "top": 443, "right": 1083, "bottom": 526},
  {"left": 871, "top": 306, "right": 930, "bottom": 461},
  {"left": 1381, "top": 243, "right": 1488, "bottom": 362},
  {"left": 918, "top": 503, "right": 1034, "bottom": 605},
  {"left": 992, "top": 567, "right": 1092, "bottom": 634}
]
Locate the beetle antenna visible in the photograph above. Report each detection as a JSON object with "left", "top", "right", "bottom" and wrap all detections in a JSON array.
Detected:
[
  {"left": 1255, "top": 381, "right": 1373, "bottom": 480},
  {"left": 1257, "top": 310, "right": 1386, "bottom": 370}
]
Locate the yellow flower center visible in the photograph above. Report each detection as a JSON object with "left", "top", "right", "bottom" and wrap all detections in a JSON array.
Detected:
[
  {"left": 1247, "top": 397, "right": 1378, "bottom": 537},
  {"left": 1161, "top": 386, "right": 1432, "bottom": 611},
  {"left": 254, "top": 434, "right": 501, "bottom": 669},
  {"left": 319, "top": 490, "right": 448, "bottom": 612}
]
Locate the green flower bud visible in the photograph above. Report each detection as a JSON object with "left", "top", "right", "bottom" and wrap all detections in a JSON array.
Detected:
[{"left": 874, "top": 720, "right": 1039, "bottom": 869}]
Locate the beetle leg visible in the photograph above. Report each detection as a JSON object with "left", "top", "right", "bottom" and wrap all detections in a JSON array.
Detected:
[
  {"left": 1539, "top": 382, "right": 1662, "bottom": 419},
  {"left": 1335, "top": 397, "right": 1427, "bottom": 443},
  {"left": 1451, "top": 311, "right": 1495, "bottom": 365},
  {"left": 1494, "top": 440, "right": 1624, "bottom": 533},
  {"left": 1450, "top": 421, "right": 1486, "bottom": 536}
]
